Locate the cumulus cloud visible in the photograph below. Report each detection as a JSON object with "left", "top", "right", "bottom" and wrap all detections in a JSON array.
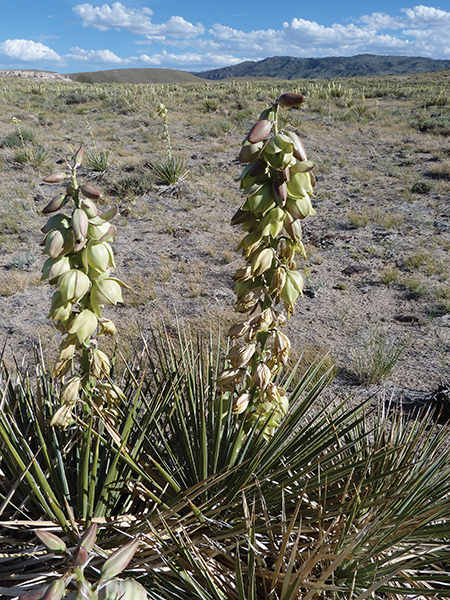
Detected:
[
  {"left": 66, "top": 47, "right": 130, "bottom": 64},
  {"left": 139, "top": 49, "right": 247, "bottom": 69},
  {"left": 402, "top": 5, "right": 450, "bottom": 27},
  {"left": 0, "top": 39, "right": 63, "bottom": 63},
  {"left": 73, "top": 2, "right": 204, "bottom": 38},
  {"left": 5, "top": 4, "right": 450, "bottom": 72}
]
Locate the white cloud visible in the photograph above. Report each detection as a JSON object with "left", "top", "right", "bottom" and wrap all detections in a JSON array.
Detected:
[
  {"left": 73, "top": 3, "right": 204, "bottom": 38},
  {"left": 402, "top": 5, "right": 450, "bottom": 28},
  {"left": 66, "top": 47, "right": 130, "bottom": 64},
  {"left": 0, "top": 39, "right": 63, "bottom": 63},
  {"left": 139, "top": 49, "right": 247, "bottom": 68},
  {"left": 7, "top": 4, "right": 450, "bottom": 73},
  {"left": 358, "top": 12, "right": 405, "bottom": 30}
]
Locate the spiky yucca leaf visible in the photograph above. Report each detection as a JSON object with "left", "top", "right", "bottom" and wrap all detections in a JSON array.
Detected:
[{"left": 2, "top": 330, "right": 450, "bottom": 600}]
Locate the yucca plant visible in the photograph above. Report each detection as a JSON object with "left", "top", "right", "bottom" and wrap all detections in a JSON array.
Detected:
[
  {"left": 2, "top": 91, "right": 450, "bottom": 600},
  {"left": 2, "top": 329, "right": 450, "bottom": 599}
]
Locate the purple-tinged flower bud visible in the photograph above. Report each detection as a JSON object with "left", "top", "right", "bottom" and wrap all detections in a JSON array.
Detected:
[
  {"left": 272, "top": 179, "right": 287, "bottom": 206},
  {"left": 276, "top": 92, "right": 305, "bottom": 107},
  {"left": 80, "top": 184, "right": 102, "bottom": 200},
  {"left": 42, "top": 579, "right": 65, "bottom": 600},
  {"left": 286, "top": 132, "right": 308, "bottom": 162},
  {"left": 35, "top": 530, "right": 67, "bottom": 553},
  {"left": 78, "top": 523, "right": 98, "bottom": 552},
  {"left": 43, "top": 172, "right": 66, "bottom": 184},
  {"left": 72, "top": 545, "right": 89, "bottom": 567},
  {"left": 42, "top": 195, "right": 68, "bottom": 214},
  {"left": 74, "top": 145, "right": 85, "bottom": 168},
  {"left": 100, "top": 538, "right": 140, "bottom": 580},
  {"left": 248, "top": 119, "right": 273, "bottom": 144},
  {"left": 72, "top": 208, "right": 89, "bottom": 244}
]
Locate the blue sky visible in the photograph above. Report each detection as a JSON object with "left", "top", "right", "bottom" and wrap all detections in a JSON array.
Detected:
[{"left": 1, "top": 2, "right": 449, "bottom": 73}]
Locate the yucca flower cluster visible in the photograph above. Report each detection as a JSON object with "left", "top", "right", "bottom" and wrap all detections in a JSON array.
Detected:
[
  {"left": 41, "top": 146, "right": 127, "bottom": 428},
  {"left": 33, "top": 525, "right": 145, "bottom": 600},
  {"left": 218, "top": 93, "right": 316, "bottom": 434}
]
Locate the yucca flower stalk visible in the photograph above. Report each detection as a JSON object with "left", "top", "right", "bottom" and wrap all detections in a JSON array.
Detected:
[
  {"left": 41, "top": 146, "right": 127, "bottom": 427},
  {"left": 31, "top": 525, "right": 146, "bottom": 600},
  {"left": 219, "top": 92, "right": 316, "bottom": 434}
]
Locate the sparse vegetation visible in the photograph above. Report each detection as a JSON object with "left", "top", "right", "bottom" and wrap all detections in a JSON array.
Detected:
[{"left": 2, "top": 71, "right": 450, "bottom": 600}]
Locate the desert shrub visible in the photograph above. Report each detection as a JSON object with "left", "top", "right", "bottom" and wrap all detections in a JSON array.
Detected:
[{"left": 1, "top": 126, "right": 35, "bottom": 148}]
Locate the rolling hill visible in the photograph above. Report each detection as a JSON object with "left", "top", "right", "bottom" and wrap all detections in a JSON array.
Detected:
[{"left": 196, "top": 54, "right": 450, "bottom": 80}]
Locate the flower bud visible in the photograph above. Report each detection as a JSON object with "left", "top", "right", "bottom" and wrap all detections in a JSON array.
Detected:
[
  {"left": 61, "top": 376, "right": 81, "bottom": 406},
  {"left": 276, "top": 92, "right": 305, "bottom": 107},
  {"left": 80, "top": 183, "right": 102, "bottom": 200},
  {"left": 42, "top": 195, "right": 68, "bottom": 214},
  {"left": 90, "top": 278, "right": 124, "bottom": 315},
  {"left": 72, "top": 208, "right": 89, "bottom": 244},
  {"left": 91, "top": 348, "right": 111, "bottom": 378},
  {"left": 286, "top": 131, "right": 308, "bottom": 162},
  {"left": 42, "top": 579, "right": 65, "bottom": 600},
  {"left": 43, "top": 172, "right": 66, "bottom": 184},
  {"left": 72, "top": 545, "right": 89, "bottom": 567},
  {"left": 248, "top": 119, "right": 273, "bottom": 143},
  {"left": 74, "top": 145, "right": 85, "bottom": 168},
  {"left": 272, "top": 179, "right": 287, "bottom": 206},
  {"left": 35, "top": 530, "right": 67, "bottom": 553},
  {"left": 233, "top": 393, "right": 250, "bottom": 414},
  {"left": 251, "top": 362, "right": 272, "bottom": 390},
  {"left": 78, "top": 523, "right": 98, "bottom": 552},
  {"left": 100, "top": 538, "right": 140, "bottom": 580}
]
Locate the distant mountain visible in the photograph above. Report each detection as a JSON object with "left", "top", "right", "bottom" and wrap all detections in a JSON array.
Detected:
[
  {"left": 196, "top": 54, "right": 450, "bottom": 80},
  {"left": 67, "top": 68, "right": 203, "bottom": 84}
]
